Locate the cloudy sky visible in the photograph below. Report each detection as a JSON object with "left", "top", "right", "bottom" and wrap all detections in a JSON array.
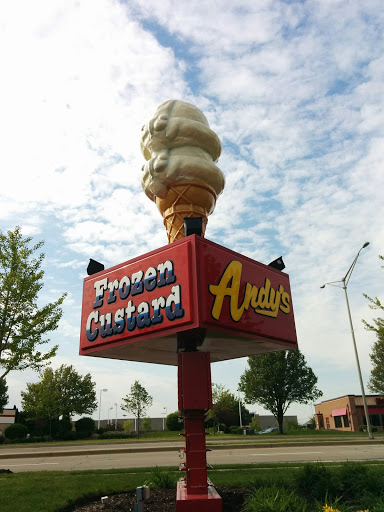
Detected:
[{"left": 1, "top": 0, "right": 383, "bottom": 424}]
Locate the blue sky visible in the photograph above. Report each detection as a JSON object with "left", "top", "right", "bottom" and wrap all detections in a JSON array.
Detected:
[{"left": 1, "top": 0, "right": 383, "bottom": 424}]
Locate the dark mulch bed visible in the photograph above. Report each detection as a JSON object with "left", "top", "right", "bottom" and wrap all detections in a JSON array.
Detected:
[{"left": 64, "top": 486, "right": 247, "bottom": 511}]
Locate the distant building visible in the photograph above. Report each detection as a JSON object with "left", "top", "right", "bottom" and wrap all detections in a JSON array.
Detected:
[
  {"left": 0, "top": 408, "right": 16, "bottom": 435},
  {"left": 314, "top": 395, "right": 384, "bottom": 432},
  {"left": 100, "top": 415, "right": 298, "bottom": 432},
  {"left": 251, "top": 414, "right": 298, "bottom": 430},
  {"left": 99, "top": 417, "right": 166, "bottom": 431}
]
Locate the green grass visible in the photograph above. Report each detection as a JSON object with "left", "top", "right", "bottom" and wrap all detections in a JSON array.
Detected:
[
  {"left": 2, "top": 462, "right": 384, "bottom": 512},
  {"left": 1, "top": 428, "right": 382, "bottom": 450},
  {"left": 283, "top": 429, "right": 384, "bottom": 437},
  {"left": 0, "top": 468, "right": 160, "bottom": 512}
]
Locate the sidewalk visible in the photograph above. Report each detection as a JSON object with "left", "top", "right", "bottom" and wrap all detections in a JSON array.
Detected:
[{"left": 1, "top": 435, "right": 383, "bottom": 460}]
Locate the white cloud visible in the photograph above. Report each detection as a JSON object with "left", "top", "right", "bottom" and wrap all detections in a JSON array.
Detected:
[{"left": 1, "top": 0, "right": 384, "bottom": 426}]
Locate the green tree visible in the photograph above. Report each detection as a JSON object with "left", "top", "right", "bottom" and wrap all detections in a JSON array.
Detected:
[
  {"left": 121, "top": 380, "right": 153, "bottom": 438},
  {"left": 166, "top": 411, "right": 183, "bottom": 431},
  {"left": 21, "top": 364, "right": 97, "bottom": 421},
  {"left": 141, "top": 417, "right": 152, "bottom": 432},
  {"left": 363, "top": 255, "right": 384, "bottom": 394},
  {"left": 249, "top": 416, "right": 261, "bottom": 432},
  {"left": 0, "top": 378, "right": 8, "bottom": 411},
  {"left": 210, "top": 386, "right": 250, "bottom": 431},
  {"left": 123, "top": 419, "right": 134, "bottom": 433},
  {"left": 0, "top": 227, "right": 66, "bottom": 380},
  {"left": 239, "top": 350, "right": 322, "bottom": 434}
]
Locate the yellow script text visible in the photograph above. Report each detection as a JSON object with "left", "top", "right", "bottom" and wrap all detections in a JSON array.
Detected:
[{"left": 209, "top": 260, "right": 290, "bottom": 322}]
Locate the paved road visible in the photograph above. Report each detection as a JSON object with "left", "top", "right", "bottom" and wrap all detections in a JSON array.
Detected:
[{"left": 2, "top": 443, "right": 383, "bottom": 473}]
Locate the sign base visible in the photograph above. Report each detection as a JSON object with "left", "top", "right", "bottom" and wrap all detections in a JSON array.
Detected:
[{"left": 176, "top": 479, "right": 222, "bottom": 512}]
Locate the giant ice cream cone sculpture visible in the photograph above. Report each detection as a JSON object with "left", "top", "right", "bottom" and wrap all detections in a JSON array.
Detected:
[{"left": 140, "top": 100, "right": 225, "bottom": 243}]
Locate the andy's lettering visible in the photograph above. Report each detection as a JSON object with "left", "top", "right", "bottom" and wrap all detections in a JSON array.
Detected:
[{"left": 209, "top": 260, "right": 290, "bottom": 322}]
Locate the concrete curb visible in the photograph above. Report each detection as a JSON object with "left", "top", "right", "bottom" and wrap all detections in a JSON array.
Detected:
[{"left": 2, "top": 439, "right": 383, "bottom": 460}]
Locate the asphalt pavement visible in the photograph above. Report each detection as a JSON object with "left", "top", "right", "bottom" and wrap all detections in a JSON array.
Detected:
[{"left": 1, "top": 434, "right": 383, "bottom": 461}]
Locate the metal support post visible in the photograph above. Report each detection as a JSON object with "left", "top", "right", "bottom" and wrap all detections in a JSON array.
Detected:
[{"left": 176, "top": 330, "right": 222, "bottom": 511}]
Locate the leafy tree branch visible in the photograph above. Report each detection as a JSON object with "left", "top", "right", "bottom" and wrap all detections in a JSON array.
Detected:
[{"left": 0, "top": 227, "right": 66, "bottom": 380}]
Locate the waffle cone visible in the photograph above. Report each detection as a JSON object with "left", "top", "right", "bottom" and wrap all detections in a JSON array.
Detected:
[{"left": 155, "top": 182, "right": 216, "bottom": 243}]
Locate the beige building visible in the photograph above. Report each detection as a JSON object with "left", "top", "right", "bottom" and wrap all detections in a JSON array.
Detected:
[
  {"left": 0, "top": 408, "right": 16, "bottom": 435},
  {"left": 314, "top": 394, "right": 384, "bottom": 432}
]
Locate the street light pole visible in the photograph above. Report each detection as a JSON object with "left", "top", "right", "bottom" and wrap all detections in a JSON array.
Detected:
[
  {"left": 163, "top": 407, "right": 167, "bottom": 431},
  {"left": 238, "top": 390, "right": 243, "bottom": 428},
  {"left": 114, "top": 403, "right": 118, "bottom": 431},
  {"left": 321, "top": 242, "right": 373, "bottom": 440},
  {"left": 98, "top": 388, "right": 108, "bottom": 430}
]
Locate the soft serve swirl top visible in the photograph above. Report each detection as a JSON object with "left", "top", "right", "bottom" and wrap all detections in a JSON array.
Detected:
[{"left": 141, "top": 100, "right": 225, "bottom": 200}]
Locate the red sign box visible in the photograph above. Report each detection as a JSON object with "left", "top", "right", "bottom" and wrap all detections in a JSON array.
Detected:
[{"left": 79, "top": 236, "right": 297, "bottom": 365}]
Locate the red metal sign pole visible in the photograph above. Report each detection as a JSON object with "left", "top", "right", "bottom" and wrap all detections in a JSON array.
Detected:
[
  {"left": 176, "top": 330, "right": 222, "bottom": 511},
  {"left": 79, "top": 235, "right": 298, "bottom": 511}
]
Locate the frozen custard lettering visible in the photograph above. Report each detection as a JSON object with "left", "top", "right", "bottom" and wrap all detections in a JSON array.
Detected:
[
  {"left": 85, "top": 259, "right": 184, "bottom": 342},
  {"left": 93, "top": 278, "right": 108, "bottom": 308},
  {"left": 86, "top": 311, "right": 99, "bottom": 342},
  {"left": 107, "top": 279, "right": 119, "bottom": 304}
]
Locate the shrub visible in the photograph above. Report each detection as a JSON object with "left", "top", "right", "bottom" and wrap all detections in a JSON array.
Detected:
[
  {"left": 61, "top": 431, "right": 77, "bottom": 441},
  {"left": 338, "top": 461, "right": 377, "bottom": 500},
  {"left": 249, "top": 417, "right": 261, "bottom": 431},
  {"left": 56, "top": 418, "right": 73, "bottom": 439},
  {"left": 103, "top": 422, "right": 118, "bottom": 432},
  {"left": 0, "top": 435, "right": 5, "bottom": 444},
  {"left": 285, "top": 419, "right": 300, "bottom": 431},
  {"left": 4, "top": 423, "right": 28, "bottom": 440},
  {"left": 306, "top": 417, "right": 316, "bottom": 429},
  {"left": 150, "top": 466, "right": 175, "bottom": 489},
  {"left": 295, "top": 463, "right": 337, "bottom": 502},
  {"left": 75, "top": 417, "right": 96, "bottom": 438},
  {"left": 99, "top": 431, "right": 135, "bottom": 439},
  {"left": 123, "top": 420, "right": 134, "bottom": 433},
  {"left": 19, "top": 436, "right": 46, "bottom": 443},
  {"left": 229, "top": 426, "right": 243, "bottom": 435},
  {"left": 166, "top": 412, "right": 183, "bottom": 431},
  {"left": 243, "top": 485, "right": 308, "bottom": 512},
  {"left": 142, "top": 417, "right": 152, "bottom": 432}
]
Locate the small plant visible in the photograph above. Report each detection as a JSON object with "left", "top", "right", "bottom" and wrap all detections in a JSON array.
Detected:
[
  {"left": 285, "top": 419, "right": 300, "bottom": 431},
  {"left": 150, "top": 466, "right": 175, "bottom": 489},
  {"left": 249, "top": 416, "right": 261, "bottom": 432},
  {"left": 339, "top": 462, "right": 371, "bottom": 500},
  {"left": 141, "top": 417, "right": 152, "bottom": 432},
  {"left": 229, "top": 425, "right": 243, "bottom": 434},
  {"left": 242, "top": 485, "right": 308, "bottom": 512},
  {"left": 322, "top": 506, "right": 369, "bottom": 512},
  {"left": 295, "top": 463, "right": 337, "bottom": 501},
  {"left": 123, "top": 419, "right": 134, "bottom": 433},
  {"left": 315, "top": 495, "right": 345, "bottom": 512}
]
